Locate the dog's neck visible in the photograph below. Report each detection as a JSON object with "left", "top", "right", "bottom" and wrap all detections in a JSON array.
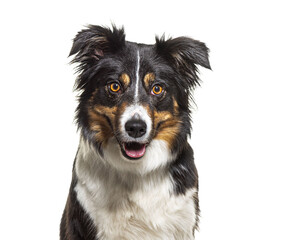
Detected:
[
  {"left": 72, "top": 137, "right": 197, "bottom": 240},
  {"left": 75, "top": 137, "right": 173, "bottom": 195}
]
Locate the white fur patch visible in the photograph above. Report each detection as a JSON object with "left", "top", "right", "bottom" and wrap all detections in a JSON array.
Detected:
[
  {"left": 75, "top": 138, "right": 197, "bottom": 240},
  {"left": 103, "top": 137, "right": 174, "bottom": 174},
  {"left": 134, "top": 50, "right": 140, "bottom": 103},
  {"left": 119, "top": 104, "right": 152, "bottom": 144}
]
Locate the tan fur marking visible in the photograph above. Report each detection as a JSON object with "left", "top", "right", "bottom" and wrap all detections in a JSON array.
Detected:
[
  {"left": 153, "top": 109, "right": 181, "bottom": 148},
  {"left": 144, "top": 104, "right": 153, "bottom": 119},
  {"left": 120, "top": 73, "right": 130, "bottom": 88},
  {"left": 88, "top": 105, "right": 118, "bottom": 145},
  {"left": 93, "top": 105, "right": 118, "bottom": 117},
  {"left": 143, "top": 73, "right": 155, "bottom": 89},
  {"left": 173, "top": 97, "right": 179, "bottom": 115}
]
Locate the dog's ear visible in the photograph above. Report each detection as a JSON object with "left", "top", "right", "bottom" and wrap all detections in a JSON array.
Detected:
[
  {"left": 155, "top": 35, "right": 211, "bottom": 87},
  {"left": 69, "top": 25, "right": 125, "bottom": 65}
]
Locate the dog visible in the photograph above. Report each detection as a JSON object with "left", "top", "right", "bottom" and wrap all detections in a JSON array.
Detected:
[{"left": 60, "top": 25, "right": 210, "bottom": 240}]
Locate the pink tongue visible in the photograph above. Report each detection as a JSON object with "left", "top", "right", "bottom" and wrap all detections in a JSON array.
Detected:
[{"left": 124, "top": 144, "right": 146, "bottom": 158}]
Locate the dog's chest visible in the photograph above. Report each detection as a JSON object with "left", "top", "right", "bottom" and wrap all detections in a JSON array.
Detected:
[{"left": 75, "top": 178, "right": 196, "bottom": 240}]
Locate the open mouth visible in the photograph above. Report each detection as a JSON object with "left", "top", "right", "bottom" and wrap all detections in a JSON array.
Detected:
[{"left": 122, "top": 142, "right": 147, "bottom": 160}]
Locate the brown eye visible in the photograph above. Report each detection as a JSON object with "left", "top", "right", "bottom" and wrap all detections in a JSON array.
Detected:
[
  {"left": 151, "top": 85, "right": 163, "bottom": 95},
  {"left": 109, "top": 82, "right": 121, "bottom": 93}
]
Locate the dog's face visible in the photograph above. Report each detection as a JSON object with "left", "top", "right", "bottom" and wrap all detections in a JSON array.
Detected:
[{"left": 70, "top": 25, "right": 210, "bottom": 173}]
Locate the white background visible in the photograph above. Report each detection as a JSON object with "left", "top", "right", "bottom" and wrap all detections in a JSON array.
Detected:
[{"left": 0, "top": 0, "right": 293, "bottom": 239}]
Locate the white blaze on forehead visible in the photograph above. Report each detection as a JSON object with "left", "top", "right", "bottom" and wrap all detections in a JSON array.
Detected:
[
  {"left": 134, "top": 50, "right": 140, "bottom": 103},
  {"left": 120, "top": 104, "right": 152, "bottom": 142}
]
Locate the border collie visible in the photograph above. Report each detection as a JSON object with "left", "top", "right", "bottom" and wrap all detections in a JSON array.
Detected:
[{"left": 60, "top": 25, "right": 210, "bottom": 240}]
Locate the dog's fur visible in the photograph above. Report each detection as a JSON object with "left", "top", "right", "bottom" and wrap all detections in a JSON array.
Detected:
[{"left": 60, "top": 25, "right": 210, "bottom": 240}]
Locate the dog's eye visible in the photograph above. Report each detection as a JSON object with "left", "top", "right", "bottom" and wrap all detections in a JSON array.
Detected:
[
  {"left": 151, "top": 85, "right": 163, "bottom": 95},
  {"left": 109, "top": 82, "right": 121, "bottom": 93}
]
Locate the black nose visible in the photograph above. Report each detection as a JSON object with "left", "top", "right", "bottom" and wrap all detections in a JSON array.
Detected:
[{"left": 125, "top": 119, "right": 147, "bottom": 138}]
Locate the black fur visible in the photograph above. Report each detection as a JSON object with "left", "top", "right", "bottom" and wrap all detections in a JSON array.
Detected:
[
  {"left": 169, "top": 142, "right": 200, "bottom": 229},
  {"left": 60, "top": 24, "right": 210, "bottom": 239},
  {"left": 60, "top": 162, "right": 97, "bottom": 240}
]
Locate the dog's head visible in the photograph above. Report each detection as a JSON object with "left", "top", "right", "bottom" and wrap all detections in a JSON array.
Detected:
[{"left": 70, "top": 25, "right": 210, "bottom": 173}]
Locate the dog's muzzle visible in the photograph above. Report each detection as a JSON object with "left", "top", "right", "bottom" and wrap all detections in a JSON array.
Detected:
[{"left": 119, "top": 105, "right": 152, "bottom": 160}]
